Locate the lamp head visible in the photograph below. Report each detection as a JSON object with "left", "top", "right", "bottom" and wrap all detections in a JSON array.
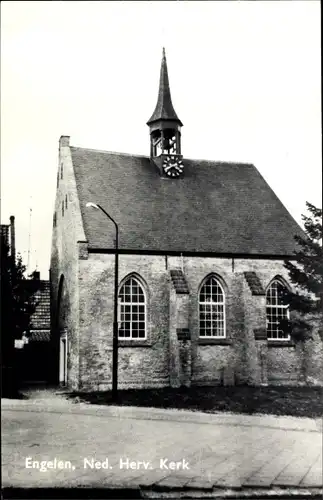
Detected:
[{"left": 86, "top": 202, "right": 100, "bottom": 210}]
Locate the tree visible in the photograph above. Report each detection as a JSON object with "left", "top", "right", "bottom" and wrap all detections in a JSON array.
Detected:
[
  {"left": 1, "top": 238, "right": 39, "bottom": 396},
  {"left": 283, "top": 202, "right": 323, "bottom": 342}
]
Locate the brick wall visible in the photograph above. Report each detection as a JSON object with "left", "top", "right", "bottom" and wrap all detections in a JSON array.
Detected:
[
  {"left": 50, "top": 137, "right": 87, "bottom": 388},
  {"left": 75, "top": 254, "right": 322, "bottom": 389},
  {"left": 303, "top": 317, "right": 323, "bottom": 385},
  {"left": 78, "top": 254, "right": 170, "bottom": 390},
  {"left": 169, "top": 286, "right": 180, "bottom": 387}
]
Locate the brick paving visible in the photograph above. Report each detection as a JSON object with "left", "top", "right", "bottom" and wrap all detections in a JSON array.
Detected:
[{"left": 1, "top": 398, "right": 322, "bottom": 495}]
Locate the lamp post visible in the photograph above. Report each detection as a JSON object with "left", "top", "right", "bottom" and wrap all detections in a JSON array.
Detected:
[{"left": 86, "top": 202, "right": 119, "bottom": 402}]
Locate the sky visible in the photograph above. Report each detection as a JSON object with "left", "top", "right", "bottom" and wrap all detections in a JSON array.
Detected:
[{"left": 1, "top": 1, "right": 321, "bottom": 279}]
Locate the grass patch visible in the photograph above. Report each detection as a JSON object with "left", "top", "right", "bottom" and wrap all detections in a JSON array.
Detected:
[{"left": 66, "top": 385, "right": 323, "bottom": 418}]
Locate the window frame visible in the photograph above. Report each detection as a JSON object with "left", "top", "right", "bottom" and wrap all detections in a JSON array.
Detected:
[
  {"left": 118, "top": 275, "right": 147, "bottom": 341},
  {"left": 198, "top": 275, "right": 226, "bottom": 339},
  {"left": 266, "top": 278, "right": 290, "bottom": 341}
]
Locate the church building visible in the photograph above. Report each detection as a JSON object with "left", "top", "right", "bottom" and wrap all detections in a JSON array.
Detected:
[{"left": 50, "top": 49, "right": 323, "bottom": 390}]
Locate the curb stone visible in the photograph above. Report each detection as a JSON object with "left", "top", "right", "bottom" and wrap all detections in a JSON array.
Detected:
[
  {"left": 140, "top": 486, "right": 323, "bottom": 498},
  {"left": 1, "top": 399, "right": 322, "bottom": 433},
  {"left": 2, "top": 486, "right": 322, "bottom": 499}
]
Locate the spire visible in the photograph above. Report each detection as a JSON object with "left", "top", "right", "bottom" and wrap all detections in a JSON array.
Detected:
[{"left": 147, "top": 48, "right": 183, "bottom": 126}]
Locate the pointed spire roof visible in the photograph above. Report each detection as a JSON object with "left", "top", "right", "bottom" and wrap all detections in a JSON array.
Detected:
[{"left": 147, "top": 48, "right": 183, "bottom": 126}]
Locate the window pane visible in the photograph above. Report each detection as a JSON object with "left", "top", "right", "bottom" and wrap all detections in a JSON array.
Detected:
[
  {"left": 118, "top": 277, "right": 146, "bottom": 339},
  {"left": 199, "top": 276, "right": 225, "bottom": 337},
  {"left": 266, "top": 280, "right": 289, "bottom": 340},
  {"left": 199, "top": 276, "right": 225, "bottom": 338}
]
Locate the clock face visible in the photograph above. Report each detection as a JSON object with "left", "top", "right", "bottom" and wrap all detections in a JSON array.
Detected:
[{"left": 163, "top": 156, "right": 184, "bottom": 178}]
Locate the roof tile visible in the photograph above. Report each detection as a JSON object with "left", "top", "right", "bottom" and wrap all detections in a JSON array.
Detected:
[
  {"left": 29, "top": 281, "right": 51, "bottom": 329},
  {"left": 71, "top": 147, "right": 305, "bottom": 256},
  {"left": 29, "top": 330, "right": 50, "bottom": 342}
]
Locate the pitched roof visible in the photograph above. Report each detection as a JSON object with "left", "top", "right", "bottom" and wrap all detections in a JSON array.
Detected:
[
  {"left": 29, "top": 330, "right": 50, "bottom": 342},
  {"left": 29, "top": 281, "right": 51, "bottom": 330},
  {"left": 0, "top": 224, "right": 10, "bottom": 247},
  {"left": 147, "top": 48, "right": 183, "bottom": 126},
  {"left": 71, "top": 146, "right": 304, "bottom": 256}
]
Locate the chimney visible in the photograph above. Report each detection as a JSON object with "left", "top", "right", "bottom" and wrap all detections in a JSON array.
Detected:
[
  {"left": 10, "top": 215, "right": 16, "bottom": 262},
  {"left": 59, "top": 136, "right": 70, "bottom": 147}
]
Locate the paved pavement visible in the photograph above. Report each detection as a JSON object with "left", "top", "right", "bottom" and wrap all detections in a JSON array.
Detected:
[{"left": 2, "top": 391, "right": 322, "bottom": 498}]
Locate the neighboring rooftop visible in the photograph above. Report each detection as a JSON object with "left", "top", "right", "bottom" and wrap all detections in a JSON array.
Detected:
[
  {"left": 0, "top": 224, "right": 10, "bottom": 247},
  {"left": 29, "top": 281, "right": 51, "bottom": 330},
  {"left": 71, "top": 146, "right": 304, "bottom": 256}
]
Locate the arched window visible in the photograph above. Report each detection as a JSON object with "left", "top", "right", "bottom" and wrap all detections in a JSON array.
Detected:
[
  {"left": 199, "top": 276, "right": 226, "bottom": 338},
  {"left": 266, "top": 279, "right": 290, "bottom": 340},
  {"left": 118, "top": 276, "right": 146, "bottom": 339}
]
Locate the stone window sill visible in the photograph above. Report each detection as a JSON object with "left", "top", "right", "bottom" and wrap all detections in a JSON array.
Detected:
[
  {"left": 268, "top": 341, "right": 295, "bottom": 348},
  {"left": 118, "top": 340, "right": 152, "bottom": 348},
  {"left": 198, "top": 338, "right": 232, "bottom": 346}
]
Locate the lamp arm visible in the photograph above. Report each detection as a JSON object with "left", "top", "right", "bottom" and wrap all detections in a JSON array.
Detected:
[{"left": 96, "top": 204, "right": 119, "bottom": 239}]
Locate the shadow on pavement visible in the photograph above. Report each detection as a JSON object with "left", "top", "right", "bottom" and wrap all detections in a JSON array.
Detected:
[
  {"left": 2, "top": 487, "right": 323, "bottom": 500},
  {"left": 2, "top": 488, "right": 142, "bottom": 499},
  {"left": 1, "top": 392, "right": 28, "bottom": 400}
]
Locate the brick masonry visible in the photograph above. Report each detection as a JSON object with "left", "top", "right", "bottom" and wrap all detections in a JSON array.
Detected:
[
  {"left": 51, "top": 246, "right": 323, "bottom": 390},
  {"left": 50, "top": 140, "right": 323, "bottom": 390},
  {"left": 244, "top": 271, "right": 266, "bottom": 295},
  {"left": 50, "top": 136, "right": 87, "bottom": 387}
]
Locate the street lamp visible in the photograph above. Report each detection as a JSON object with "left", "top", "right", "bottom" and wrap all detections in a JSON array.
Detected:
[{"left": 86, "top": 202, "right": 119, "bottom": 402}]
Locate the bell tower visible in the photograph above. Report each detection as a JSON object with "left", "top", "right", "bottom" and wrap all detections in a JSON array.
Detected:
[{"left": 147, "top": 48, "right": 184, "bottom": 178}]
